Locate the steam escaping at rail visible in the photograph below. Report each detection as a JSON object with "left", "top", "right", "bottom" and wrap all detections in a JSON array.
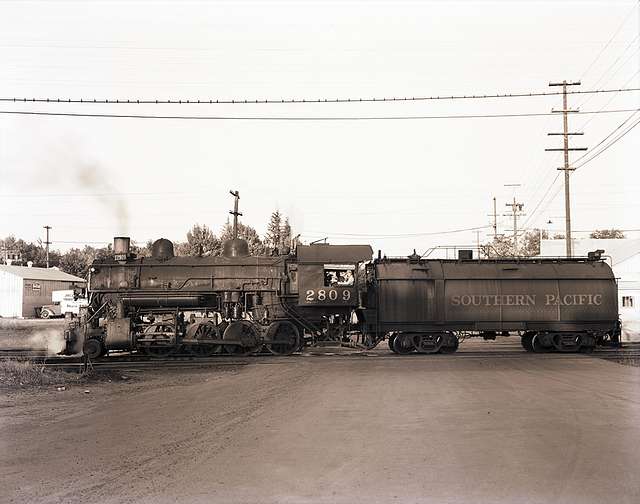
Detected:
[
  {"left": 27, "top": 329, "right": 68, "bottom": 355},
  {"left": 0, "top": 320, "right": 69, "bottom": 356}
]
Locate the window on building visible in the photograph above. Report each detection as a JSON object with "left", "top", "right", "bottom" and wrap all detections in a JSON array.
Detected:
[{"left": 622, "top": 296, "right": 634, "bottom": 308}]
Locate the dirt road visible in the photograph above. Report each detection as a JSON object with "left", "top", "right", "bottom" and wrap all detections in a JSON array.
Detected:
[{"left": 2, "top": 352, "right": 640, "bottom": 503}]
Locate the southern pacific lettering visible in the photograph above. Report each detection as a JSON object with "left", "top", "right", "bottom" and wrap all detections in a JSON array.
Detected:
[
  {"left": 450, "top": 294, "right": 603, "bottom": 307},
  {"left": 451, "top": 294, "right": 536, "bottom": 306}
]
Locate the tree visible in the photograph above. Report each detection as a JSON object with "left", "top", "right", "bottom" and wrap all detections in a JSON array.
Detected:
[
  {"left": 481, "top": 229, "right": 548, "bottom": 258},
  {"left": 280, "top": 218, "right": 292, "bottom": 250},
  {"left": 1, "top": 235, "right": 60, "bottom": 267},
  {"left": 59, "top": 245, "right": 111, "bottom": 278},
  {"left": 590, "top": 229, "right": 625, "bottom": 239},
  {"left": 130, "top": 240, "right": 152, "bottom": 258},
  {"left": 59, "top": 248, "right": 90, "bottom": 278},
  {"left": 181, "top": 224, "right": 221, "bottom": 256},
  {"left": 0, "top": 236, "right": 24, "bottom": 264},
  {"left": 480, "top": 235, "right": 513, "bottom": 258},
  {"left": 265, "top": 210, "right": 282, "bottom": 251},
  {"left": 519, "top": 229, "right": 548, "bottom": 257},
  {"left": 220, "top": 221, "right": 265, "bottom": 255}
]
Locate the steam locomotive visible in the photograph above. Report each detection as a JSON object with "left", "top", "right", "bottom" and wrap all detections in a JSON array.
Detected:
[{"left": 63, "top": 192, "right": 620, "bottom": 358}]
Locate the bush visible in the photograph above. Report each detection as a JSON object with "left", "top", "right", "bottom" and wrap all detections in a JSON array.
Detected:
[{"left": 0, "top": 360, "right": 75, "bottom": 388}]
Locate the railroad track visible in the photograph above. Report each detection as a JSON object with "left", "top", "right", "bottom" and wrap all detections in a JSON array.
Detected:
[{"left": 2, "top": 342, "right": 639, "bottom": 371}]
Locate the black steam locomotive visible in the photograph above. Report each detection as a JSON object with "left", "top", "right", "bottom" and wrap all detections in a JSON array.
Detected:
[{"left": 64, "top": 192, "right": 620, "bottom": 358}]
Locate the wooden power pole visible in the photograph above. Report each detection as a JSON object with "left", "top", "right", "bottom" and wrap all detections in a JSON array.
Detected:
[
  {"left": 229, "top": 190, "right": 242, "bottom": 239},
  {"left": 43, "top": 225, "right": 52, "bottom": 268},
  {"left": 545, "top": 80, "right": 587, "bottom": 257},
  {"left": 504, "top": 198, "right": 525, "bottom": 253}
]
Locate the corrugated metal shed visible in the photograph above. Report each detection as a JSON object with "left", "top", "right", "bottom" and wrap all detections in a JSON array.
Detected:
[
  {"left": 0, "top": 268, "right": 23, "bottom": 317},
  {"left": 0, "top": 266, "right": 85, "bottom": 318},
  {"left": 0, "top": 265, "right": 85, "bottom": 282}
]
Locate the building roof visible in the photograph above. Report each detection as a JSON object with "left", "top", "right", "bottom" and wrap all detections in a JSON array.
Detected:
[
  {"left": 619, "top": 281, "right": 640, "bottom": 291},
  {"left": 539, "top": 238, "right": 640, "bottom": 266},
  {"left": 0, "top": 264, "right": 86, "bottom": 283}
]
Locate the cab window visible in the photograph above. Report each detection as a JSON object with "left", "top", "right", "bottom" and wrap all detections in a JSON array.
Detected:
[{"left": 323, "top": 264, "right": 355, "bottom": 287}]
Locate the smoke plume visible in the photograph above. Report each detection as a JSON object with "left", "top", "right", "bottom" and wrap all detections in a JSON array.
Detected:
[{"left": 76, "top": 162, "right": 130, "bottom": 235}]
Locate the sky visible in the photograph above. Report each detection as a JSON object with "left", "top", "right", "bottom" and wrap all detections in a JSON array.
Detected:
[{"left": 0, "top": 0, "right": 639, "bottom": 257}]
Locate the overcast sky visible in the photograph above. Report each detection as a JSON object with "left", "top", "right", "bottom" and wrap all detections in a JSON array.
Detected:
[{"left": 0, "top": 0, "right": 638, "bottom": 257}]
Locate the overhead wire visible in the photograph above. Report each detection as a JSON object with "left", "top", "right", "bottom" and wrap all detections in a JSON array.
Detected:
[
  {"left": 573, "top": 114, "right": 640, "bottom": 169},
  {"left": 578, "top": 3, "right": 639, "bottom": 80},
  {"left": 301, "top": 224, "right": 494, "bottom": 239},
  {"left": 572, "top": 108, "right": 640, "bottom": 165},
  {"left": 1, "top": 108, "right": 639, "bottom": 121},
  {"left": 516, "top": 6, "right": 640, "bottom": 232},
  {"left": 578, "top": 34, "right": 640, "bottom": 109},
  {"left": 1, "top": 87, "right": 639, "bottom": 105}
]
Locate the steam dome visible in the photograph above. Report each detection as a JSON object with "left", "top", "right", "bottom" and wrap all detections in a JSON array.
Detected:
[{"left": 151, "top": 238, "right": 175, "bottom": 261}]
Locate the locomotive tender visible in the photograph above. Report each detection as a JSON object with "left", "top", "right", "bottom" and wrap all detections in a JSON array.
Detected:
[
  {"left": 359, "top": 252, "right": 619, "bottom": 354},
  {"left": 63, "top": 191, "right": 620, "bottom": 358}
]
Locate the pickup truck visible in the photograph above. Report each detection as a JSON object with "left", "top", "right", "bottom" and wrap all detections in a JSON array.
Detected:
[{"left": 39, "top": 289, "right": 88, "bottom": 319}]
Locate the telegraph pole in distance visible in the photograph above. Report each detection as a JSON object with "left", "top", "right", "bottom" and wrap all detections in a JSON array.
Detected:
[
  {"left": 487, "top": 197, "right": 498, "bottom": 239},
  {"left": 503, "top": 198, "right": 525, "bottom": 253},
  {"left": 43, "top": 225, "right": 52, "bottom": 268},
  {"left": 229, "top": 190, "right": 242, "bottom": 239},
  {"left": 545, "top": 80, "right": 587, "bottom": 257}
]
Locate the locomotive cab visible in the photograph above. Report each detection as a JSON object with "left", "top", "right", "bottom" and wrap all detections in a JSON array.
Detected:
[{"left": 296, "top": 244, "right": 372, "bottom": 307}]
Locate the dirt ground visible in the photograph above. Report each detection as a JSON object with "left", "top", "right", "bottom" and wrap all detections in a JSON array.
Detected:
[{"left": 2, "top": 348, "right": 640, "bottom": 504}]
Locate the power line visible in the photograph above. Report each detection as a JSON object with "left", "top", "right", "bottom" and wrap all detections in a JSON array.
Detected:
[
  {"left": 579, "top": 3, "right": 639, "bottom": 80},
  {"left": 573, "top": 109, "right": 640, "bottom": 165},
  {"left": 1, "top": 87, "right": 639, "bottom": 105},
  {"left": 577, "top": 68, "right": 640, "bottom": 131},
  {"left": 573, "top": 115, "right": 640, "bottom": 169},
  {"left": 1, "top": 108, "right": 639, "bottom": 121},
  {"left": 586, "top": 35, "right": 640, "bottom": 93},
  {"left": 303, "top": 224, "right": 493, "bottom": 238},
  {"left": 504, "top": 5, "right": 640, "bottom": 237},
  {"left": 519, "top": 173, "right": 561, "bottom": 231}
]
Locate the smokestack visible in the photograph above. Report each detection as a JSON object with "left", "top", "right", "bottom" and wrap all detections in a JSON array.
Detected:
[
  {"left": 114, "top": 237, "right": 130, "bottom": 255},
  {"left": 114, "top": 237, "right": 130, "bottom": 262}
]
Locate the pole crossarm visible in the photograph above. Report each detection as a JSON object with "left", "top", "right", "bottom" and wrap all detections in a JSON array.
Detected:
[
  {"left": 549, "top": 81, "right": 581, "bottom": 86},
  {"left": 544, "top": 147, "right": 588, "bottom": 151}
]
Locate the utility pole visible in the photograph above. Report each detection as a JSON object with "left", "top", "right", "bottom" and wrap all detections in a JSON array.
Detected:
[
  {"left": 475, "top": 230, "right": 481, "bottom": 259},
  {"left": 43, "top": 225, "right": 52, "bottom": 268},
  {"left": 503, "top": 198, "right": 525, "bottom": 253},
  {"left": 487, "top": 197, "right": 498, "bottom": 239},
  {"left": 229, "top": 190, "right": 242, "bottom": 239},
  {"left": 545, "top": 80, "right": 587, "bottom": 257}
]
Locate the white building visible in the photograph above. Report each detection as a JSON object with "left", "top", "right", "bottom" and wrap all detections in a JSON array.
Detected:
[
  {"left": 539, "top": 238, "right": 640, "bottom": 342},
  {"left": 0, "top": 265, "right": 86, "bottom": 318}
]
